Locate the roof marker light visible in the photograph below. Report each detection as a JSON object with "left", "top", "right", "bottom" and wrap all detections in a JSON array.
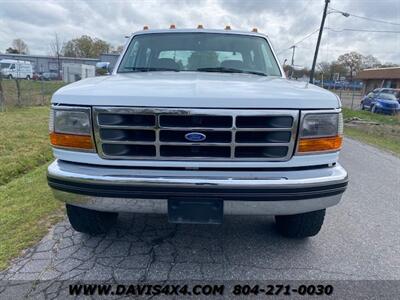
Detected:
[
  {"left": 252, "top": 28, "right": 258, "bottom": 32},
  {"left": 197, "top": 24, "right": 204, "bottom": 29},
  {"left": 170, "top": 24, "right": 176, "bottom": 29},
  {"left": 225, "top": 25, "right": 231, "bottom": 30},
  {"left": 143, "top": 25, "right": 149, "bottom": 30}
]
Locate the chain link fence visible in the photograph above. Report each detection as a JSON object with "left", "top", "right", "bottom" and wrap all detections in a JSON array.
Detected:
[
  {"left": 0, "top": 77, "right": 66, "bottom": 111},
  {"left": 314, "top": 82, "right": 363, "bottom": 110}
]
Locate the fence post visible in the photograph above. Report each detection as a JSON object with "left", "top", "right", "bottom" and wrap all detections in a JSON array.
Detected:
[
  {"left": 15, "top": 78, "right": 22, "bottom": 107},
  {"left": 40, "top": 79, "right": 45, "bottom": 105},
  {"left": 351, "top": 84, "right": 355, "bottom": 110},
  {"left": 0, "top": 75, "right": 4, "bottom": 112}
]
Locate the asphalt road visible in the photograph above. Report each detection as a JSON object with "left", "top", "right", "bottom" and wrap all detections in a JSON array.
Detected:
[{"left": 1, "top": 138, "right": 399, "bottom": 298}]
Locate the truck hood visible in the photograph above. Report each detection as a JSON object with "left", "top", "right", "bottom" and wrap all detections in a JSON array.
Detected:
[{"left": 53, "top": 72, "right": 340, "bottom": 109}]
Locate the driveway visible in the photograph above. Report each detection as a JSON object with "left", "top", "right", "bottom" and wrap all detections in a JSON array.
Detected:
[{"left": 1, "top": 138, "right": 399, "bottom": 297}]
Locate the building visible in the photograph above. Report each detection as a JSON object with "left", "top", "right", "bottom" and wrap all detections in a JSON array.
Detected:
[
  {"left": 357, "top": 67, "right": 400, "bottom": 94},
  {"left": 0, "top": 53, "right": 100, "bottom": 74},
  {"left": 63, "top": 63, "right": 95, "bottom": 83}
]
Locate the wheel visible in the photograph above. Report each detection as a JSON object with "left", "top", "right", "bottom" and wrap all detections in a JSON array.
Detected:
[
  {"left": 7, "top": 74, "right": 13, "bottom": 79},
  {"left": 360, "top": 103, "right": 365, "bottom": 110},
  {"left": 66, "top": 204, "right": 118, "bottom": 235},
  {"left": 275, "top": 209, "right": 325, "bottom": 238},
  {"left": 371, "top": 105, "right": 378, "bottom": 114},
  {"left": 26, "top": 75, "right": 31, "bottom": 80}
]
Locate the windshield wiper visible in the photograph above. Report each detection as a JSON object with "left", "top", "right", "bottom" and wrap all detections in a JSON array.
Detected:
[
  {"left": 123, "top": 67, "right": 180, "bottom": 72},
  {"left": 196, "top": 67, "right": 267, "bottom": 76}
]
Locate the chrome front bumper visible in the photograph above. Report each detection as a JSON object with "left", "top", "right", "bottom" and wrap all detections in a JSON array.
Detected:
[{"left": 47, "top": 160, "right": 348, "bottom": 215}]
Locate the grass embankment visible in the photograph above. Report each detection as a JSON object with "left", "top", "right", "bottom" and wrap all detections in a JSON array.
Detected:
[
  {"left": 0, "top": 107, "right": 53, "bottom": 185},
  {"left": 342, "top": 108, "right": 400, "bottom": 156},
  {"left": 2, "top": 79, "right": 65, "bottom": 107},
  {"left": 0, "top": 107, "right": 63, "bottom": 270}
]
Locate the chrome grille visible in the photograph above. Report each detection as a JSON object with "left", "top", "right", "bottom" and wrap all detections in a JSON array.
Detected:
[{"left": 93, "top": 107, "right": 299, "bottom": 161}]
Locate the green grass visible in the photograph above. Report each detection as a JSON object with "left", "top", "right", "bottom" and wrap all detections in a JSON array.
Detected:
[
  {"left": 0, "top": 106, "right": 63, "bottom": 270},
  {"left": 0, "top": 106, "right": 53, "bottom": 185},
  {"left": 0, "top": 164, "right": 63, "bottom": 270},
  {"left": 342, "top": 108, "right": 400, "bottom": 156},
  {"left": 342, "top": 107, "right": 400, "bottom": 126},
  {"left": 2, "top": 79, "right": 65, "bottom": 107},
  {"left": 345, "top": 127, "right": 400, "bottom": 156}
]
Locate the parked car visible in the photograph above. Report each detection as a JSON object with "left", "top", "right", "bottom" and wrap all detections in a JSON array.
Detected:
[
  {"left": 376, "top": 88, "right": 400, "bottom": 104},
  {"left": 361, "top": 88, "right": 400, "bottom": 114},
  {"left": 32, "top": 72, "right": 42, "bottom": 80},
  {"left": 40, "top": 71, "right": 60, "bottom": 81},
  {"left": 47, "top": 27, "right": 348, "bottom": 238},
  {"left": 0, "top": 59, "right": 33, "bottom": 79}
]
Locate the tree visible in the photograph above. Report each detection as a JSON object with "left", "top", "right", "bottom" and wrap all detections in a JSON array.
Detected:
[
  {"left": 62, "top": 35, "right": 111, "bottom": 58},
  {"left": 337, "top": 52, "right": 363, "bottom": 82},
  {"left": 11, "top": 39, "right": 29, "bottom": 54},
  {"left": 49, "top": 33, "right": 63, "bottom": 78},
  {"left": 361, "top": 55, "right": 381, "bottom": 69},
  {"left": 6, "top": 47, "right": 19, "bottom": 54},
  {"left": 114, "top": 45, "right": 124, "bottom": 53}
]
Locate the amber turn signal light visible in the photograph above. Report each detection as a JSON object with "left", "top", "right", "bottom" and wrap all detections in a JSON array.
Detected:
[
  {"left": 50, "top": 132, "right": 94, "bottom": 150},
  {"left": 298, "top": 135, "right": 343, "bottom": 153}
]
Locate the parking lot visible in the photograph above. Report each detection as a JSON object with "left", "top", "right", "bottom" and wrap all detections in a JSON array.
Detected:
[{"left": 0, "top": 137, "right": 399, "bottom": 298}]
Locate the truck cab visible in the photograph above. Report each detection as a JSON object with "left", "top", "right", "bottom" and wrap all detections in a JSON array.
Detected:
[{"left": 47, "top": 28, "right": 348, "bottom": 238}]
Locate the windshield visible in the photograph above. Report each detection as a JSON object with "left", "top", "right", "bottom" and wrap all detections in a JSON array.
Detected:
[
  {"left": 379, "top": 93, "right": 397, "bottom": 100},
  {"left": 118, "top": 33, "right": 282, "bottom": 76},
  {"left": 0, "top": 63, "right": 11, "bottom": 69}
]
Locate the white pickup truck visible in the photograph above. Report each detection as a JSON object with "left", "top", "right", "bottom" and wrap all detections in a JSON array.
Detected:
[{"left": 47, "top": 28, "right": 348, "bottom": 238}]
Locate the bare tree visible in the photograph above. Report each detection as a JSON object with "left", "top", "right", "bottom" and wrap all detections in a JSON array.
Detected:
[
  {"left": 337, "top": 52, "right": 363, "bottom": 82},
  {"left": 50, "top": 33, "right": 63, "bottom": 79},
  {"left": 361, "top": 55, "right": 381, "bottom": 69},
  {"left": 12, "top": 39, "right": 29, "bottom": 54}
]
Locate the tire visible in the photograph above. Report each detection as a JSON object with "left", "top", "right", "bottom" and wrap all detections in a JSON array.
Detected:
[
  {"left": 26, "top": 75, "right": 31, "bottom": 80},
  {"left": 371, "top": 105, "right": 377, "bottom": 114},
  {"left": 7, "top": 74, "right": 13, "bottom": 79},
  {"left": 275, "top": 209, "right": 325, "bottom": 238},
  {"left": 66, "top": 204, "right": 118, "bottom": 235}
]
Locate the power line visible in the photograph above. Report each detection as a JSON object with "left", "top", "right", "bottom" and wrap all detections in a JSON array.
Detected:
[
  {"left": 326, "top": 27, "right": 400, "bottom": 33},
  {"left": 330, "top": 7, "right": 400, "bottom": 26},
  {"left": 276, "top": 28, "right": 319, "bottom": 55}
]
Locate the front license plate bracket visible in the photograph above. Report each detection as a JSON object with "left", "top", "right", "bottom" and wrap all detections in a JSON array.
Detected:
[{"left": 168, "top": 198, "right": 223, "bottom": 224}]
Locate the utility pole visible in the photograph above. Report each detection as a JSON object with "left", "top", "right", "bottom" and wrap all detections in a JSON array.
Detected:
[
  {"left": 289, "top": 45, "right": 296, "bottom": 78},
  {"left": 309, "top": 0, "right": 330, "bottom": 84}
]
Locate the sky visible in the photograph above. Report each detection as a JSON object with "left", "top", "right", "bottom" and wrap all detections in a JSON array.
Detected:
[{"left": 0, "top": 0, "right": 399, "bottom": 68}]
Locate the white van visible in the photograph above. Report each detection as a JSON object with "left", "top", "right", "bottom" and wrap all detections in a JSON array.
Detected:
[{"left": 0, "top": 59, "right": 33, "bottom": 79}]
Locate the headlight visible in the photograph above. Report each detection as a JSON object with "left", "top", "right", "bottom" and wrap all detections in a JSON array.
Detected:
[
  {"left": 49, "top": 107, "right": 94, "bottom": 151},
  {"left": 297, "top": 112, "right": 343, "bottom": 154}
]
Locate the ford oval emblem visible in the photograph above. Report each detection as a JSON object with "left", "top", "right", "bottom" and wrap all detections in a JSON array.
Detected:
[{"left": 185, "top": 132, "right": 206, "bottom": 142}]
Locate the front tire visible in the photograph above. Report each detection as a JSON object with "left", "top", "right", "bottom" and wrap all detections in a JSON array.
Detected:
[
  {"left": 275, "top": 209, "right": 325, "bottom": 238},
  {"left": 7, "top": 74, "right": 13, "bottom": 79},
  {"left": 371, "top": 105, "right": 378, "bottom": 114},
  {"left": 66, "top": 204, "right": 118, "bottom": 235}
]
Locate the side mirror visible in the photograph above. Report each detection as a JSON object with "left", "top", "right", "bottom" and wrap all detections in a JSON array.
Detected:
[{"left": 96, "top": 62, "right": 111, "bottom": 75}]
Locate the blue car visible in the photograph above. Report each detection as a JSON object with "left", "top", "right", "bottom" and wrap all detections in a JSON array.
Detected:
[{"left": 361, "top": 89, "right": 400, "bottom": 115}]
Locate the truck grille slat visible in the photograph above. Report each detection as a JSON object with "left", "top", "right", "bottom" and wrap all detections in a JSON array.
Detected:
[{"left": 94, "top": 108, "right": 299, "bottom": 161}]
